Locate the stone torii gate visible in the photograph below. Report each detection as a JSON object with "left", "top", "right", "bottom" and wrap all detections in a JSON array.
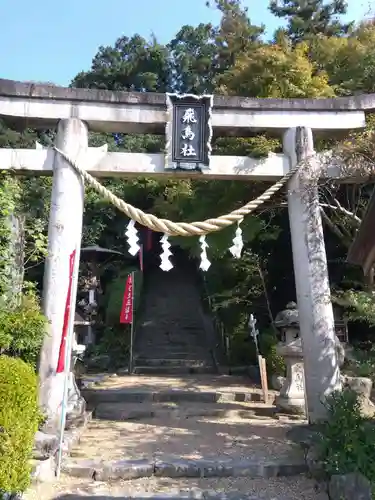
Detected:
[{"left": 0, "top": 78, "right": 372, "bottom": 426}]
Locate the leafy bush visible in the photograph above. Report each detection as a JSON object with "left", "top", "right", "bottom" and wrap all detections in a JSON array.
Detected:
[
  {"left": 89, "top": 326, "right": 130, "bottom": 368},
  {"left": 342, "top": 345, "right": 375, "bottom": 382},
  {"left": 91, "top": 268, "right": 144, "bottom": 364},
  {"left": 0, "top": 355, "right": 41, "bottom": 497},
  {"left": 259, "top": 328, "right": 285, "bottom": 376},
  {"left": 317, "top": 389, "right": 375, "bottom": 484},
  {"left": 0, "top": 175, "right": 21, "bottom": 302},
  {"left": 229, "top": 324, "right": 285, "bottom": 376},
  {"left": 0, "top": 293, "right": 47, "bottom": 369},
  {"left": 333, "top": 289, "right": 375, "bottom": 326}
]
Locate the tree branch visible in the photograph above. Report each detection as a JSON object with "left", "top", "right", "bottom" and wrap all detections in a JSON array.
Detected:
[
  {"left": 319, "top": 203, "right": 361, "bottom": 225},
  {"left": 320, "top": 206, "right": 348, "bottom": 243}
]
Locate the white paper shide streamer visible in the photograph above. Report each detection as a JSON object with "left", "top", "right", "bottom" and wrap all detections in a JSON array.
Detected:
[
  {"left": 199, "top": 235, "right": 211, "bottom": 272},
  {"left": 229, "top": 221, "right": 244, "bottom": 259},
  {"left": 125, "top": 220, "right": 141, "bottom": 256},
  {"left": 160, "top": 234, "right": 174, "bottom": 272}
]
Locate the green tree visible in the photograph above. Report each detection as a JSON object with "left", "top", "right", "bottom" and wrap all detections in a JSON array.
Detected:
[
  {"left": 311, "top": 21, "right": 375, "bottom": 95},
  {"left": 72, "top": 34, "right": 169, "bottom": 92},
  {"left": 269, "top": 0, "right": 352, "bottom": 43},
  {"left": 168, "top": 24, "right": 218, "bottom": 94},
  {"left": 208, "top": 0, "right": 264, "bottom": 70},
  {"left": 218, "top": 40, "right": 334, "bottom": 98}
]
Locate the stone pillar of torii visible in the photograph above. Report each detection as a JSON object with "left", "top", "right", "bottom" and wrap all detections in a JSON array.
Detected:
[{"left": 0, "top": 79, "right": 370, "bottom": 426}]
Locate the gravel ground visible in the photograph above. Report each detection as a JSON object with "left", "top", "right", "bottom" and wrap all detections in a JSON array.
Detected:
[
  {"left": 24, "top": 475, "right": 327, "bottom": 500},
  {"left": 72, "top": 373, "right": 302, "bottom": 464},
  {"left": 69, "top": 414, "right": 302, "bottom": 463},
  {"left": 89, "top": 374, "right": 275, "bottom": 396}
]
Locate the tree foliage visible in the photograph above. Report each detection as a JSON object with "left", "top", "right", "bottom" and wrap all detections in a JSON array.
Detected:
[
  {"left": 73, "top": 35, "right": 169, "bottom": 92},
  {"left": 269, "top": 0, "right": 352, "bottom": 43},
  {"left": 218, "top": 40, "right": 334, "bottom": 98},
  {"left": 311, "top": 21, "right": 375, "bottom": 95}
]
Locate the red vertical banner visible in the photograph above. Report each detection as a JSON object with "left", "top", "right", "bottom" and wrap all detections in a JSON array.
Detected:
[
  {"left": 120, "top": 273, "right": 133, "bottom": 324},
  {"left": 56, "top": 250, "right": 76, "bottom": 374}
]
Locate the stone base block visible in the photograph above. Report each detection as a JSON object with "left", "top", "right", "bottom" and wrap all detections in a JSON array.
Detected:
[{"left": 275, "top": 394, "right": 306, "bottom": 415}]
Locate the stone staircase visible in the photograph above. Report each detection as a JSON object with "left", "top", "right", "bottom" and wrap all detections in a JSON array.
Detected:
[
  {"left": 45, "top": 374, "right": 316, "bottom": 500},
  {"left": 133, "top": 265, "right": 217, "bottom": 375}
]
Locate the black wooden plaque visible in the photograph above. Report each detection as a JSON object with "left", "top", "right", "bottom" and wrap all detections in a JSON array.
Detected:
[{"left": 165, "top": 93, "right": 213, "bottom": 171}]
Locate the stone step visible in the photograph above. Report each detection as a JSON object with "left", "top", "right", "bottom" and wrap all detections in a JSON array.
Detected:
[
  {"left": 136, "top": 347, "right": 205, "bottom": 353},
  {"left": 137, "top": 331, "right": 204, "bottom": 338},
  {"left": 143, "top": 312, "right": 200, "bottom": 316},
  {"left": 139, "top": 338, "right": 203, "bottom": 344},
  {"left": 139, "top": 341, "right": 204, "bottom": 346},
  {"left": 138, "top": 333, "right": 204, "bottom": 339},
  {"left": 26, "top": 474, "right": 322, "bottom": 499},
  {"left": 135, "top": 346, "right": 209, "bottom": 352},
  {"left": 146, "top": 301, "right": 201, "bottom": 304},
  {"left": 62, "top": 455, "right": 307, "bottom": 482},
  {"left": 83, "top": 388, "right": 276, "bottom": 406},
  {"left": 135, "top": 344, "right": 208, "bottom": 350},
  {"left": 93, "top": 401, "right": 277, "bottom": 421},
  {"left": 138, "top": 336, "right": 203, "bottom": 341},
  {"left": 142, "top": 299, "right": 200, "bottom": 303},
  {"left": 140, "top": 299, "right": 199, "bottom": 305},
  {"left": 135, "top": 356, "right": 212, "bottom": 363},
  {"left": 136, "top": 351, "right": 206, "bottom": 358},
  {"left": 133, "top": 365, "right": 216, "bottom": 375},
  {"left": 139, "top": 337, "right": 204, "bottom": 343},
  {"left": 142, "top": 299, "right": 199, "bottom": 304},
  {"left": 140, "top": 302, "right": 199, "bottom": 306},
  {"left": 134, "top": 358, "right": 213, "bottom": 367},
  {"left": 136, "top": 332, "right": 204, "bottom": 338},
  {"left": 154, "top": 324, "right": 202, "bottom": 327},
  {"left": 139, "top": 335, "right": 204, "bottom": 341},
  {"left": 135, "top": 356, "right": 212, "bottom": 362}
]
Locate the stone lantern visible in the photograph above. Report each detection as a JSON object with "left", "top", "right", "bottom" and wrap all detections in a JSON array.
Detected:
[
  {"left": 274, "top": 301, "right": 346, "bottom": 416},
  {"left": 274, "top": 302, "right": 306, "bottom": 415}
]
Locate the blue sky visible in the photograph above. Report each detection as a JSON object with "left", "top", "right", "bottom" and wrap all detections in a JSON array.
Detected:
[{"left": 0, "top": 0, "right": 368, "bottom": 86}]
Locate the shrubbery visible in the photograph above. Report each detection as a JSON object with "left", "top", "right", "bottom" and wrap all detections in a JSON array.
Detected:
[
  {"left": 0, "top": 355, "right": 41, "bottom": 497},
  {"left": 0, "top": 292, "right": 47, "bottom": 369},
  {"left": 317, "top": 389, "right": 375, "bottom": 485},
  {"left": 228, "top": 324, "right": 285, "bottom": 376},
  {"left": 259, "top": 329, "right": 285, "bottom": 376}
]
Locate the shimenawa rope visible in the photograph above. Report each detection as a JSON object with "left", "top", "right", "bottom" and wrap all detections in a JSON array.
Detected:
[{"left": 53, "top": 146, "right": 300, "bottom": 237}]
